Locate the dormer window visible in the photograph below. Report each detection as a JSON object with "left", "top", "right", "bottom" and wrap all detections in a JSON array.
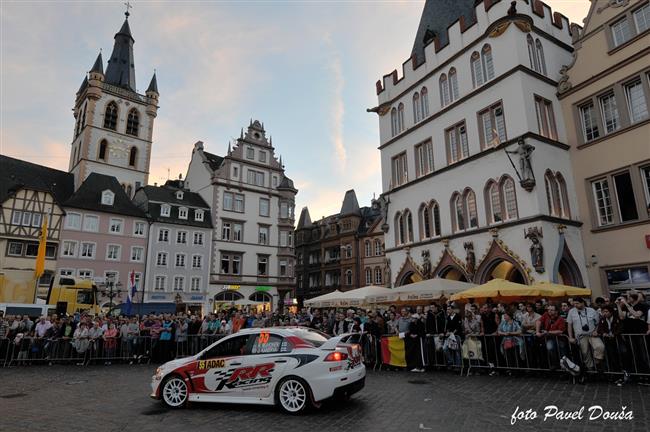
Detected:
[
  {"left": 160, "top": 204, "right": 171, "bottom": 217},
  {"left": 179, "top": 207, "right": 188, "bottom": 219},
  {"left": 195, "top": 210, "right": 204, "bottom": 221},
  {"left": 101, "top": 190, "right": 115, "bottom": 206},
  {"left": 176, "top": 191, "right": 184, "bottom": 200}
]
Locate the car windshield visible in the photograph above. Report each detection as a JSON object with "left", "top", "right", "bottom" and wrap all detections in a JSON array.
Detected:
[{"left": 289, "top": 328, "right": 330, "bottom": 347}]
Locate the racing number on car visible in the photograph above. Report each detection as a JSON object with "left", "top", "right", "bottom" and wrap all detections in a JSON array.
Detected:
[
  {"left": 198, "top": 359, "right": 226, "bottom": 370},
  {"left": 259, "top": 331, "right": 270, "bottom": 344}
]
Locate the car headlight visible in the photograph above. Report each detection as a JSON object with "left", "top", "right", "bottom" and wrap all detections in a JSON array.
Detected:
[{"left": 154, "top": 367, "right": 163, "bottom": 380}]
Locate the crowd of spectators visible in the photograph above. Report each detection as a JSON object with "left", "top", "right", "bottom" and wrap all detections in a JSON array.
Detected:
[{"left": 1, "top": 291, "right": 649, "bottom": 385}]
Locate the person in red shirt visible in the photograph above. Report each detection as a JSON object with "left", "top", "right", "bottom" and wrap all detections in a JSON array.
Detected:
[
  {"left": 535, "top": 304, "right": 568, "bottom": 370},
  {"left": 231, "top": 312, "right": 246, "bottom": 334}
]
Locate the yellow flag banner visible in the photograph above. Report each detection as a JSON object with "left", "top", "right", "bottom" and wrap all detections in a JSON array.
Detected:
[
  {"left": 380, "top": 335, "right": 407, "bottom": 367},
  {"left": 34, "top": 216, "right": 48, "bottom": 278}
]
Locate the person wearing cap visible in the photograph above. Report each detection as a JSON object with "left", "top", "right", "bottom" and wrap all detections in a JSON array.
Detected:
[{"left": 567, "top": 297, "right": 604, "bottom": 373}]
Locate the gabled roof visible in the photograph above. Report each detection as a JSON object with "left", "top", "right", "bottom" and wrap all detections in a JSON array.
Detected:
[
  {"left": 297, "top": 207, "right": 313, "bottom": 229},
  {"left": 339, "top": 189, "right": 361, "bottom": 216},
  {"left": 0, "top": 155, "right": 74, "bottom": 205},
  {"left": 411, "top": 0, "right": 476, "bottom": 66},
  {"left": 64, "top": 173, "right": 146, "bottom": 217},
  {"left": 278, "top": 175, "right": 296, "bottom": 191},
  {"left": 203, "top": 151, "right": 224, "bottom": 171}
]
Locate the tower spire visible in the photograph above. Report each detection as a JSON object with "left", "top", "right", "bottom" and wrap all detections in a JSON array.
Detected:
[
  {"left": 90, "top": 51, "right": 104, "bottom": 74},
  {"left": 105, "top": 11, "right": 136, "bottom": 91}
]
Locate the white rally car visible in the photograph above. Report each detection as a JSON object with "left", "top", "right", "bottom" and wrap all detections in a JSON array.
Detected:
[{"left": 151, "top": 327, "right": 365, "bottom": 413}]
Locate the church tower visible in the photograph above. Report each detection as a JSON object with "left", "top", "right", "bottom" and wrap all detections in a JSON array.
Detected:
[{"left": 68, "top": 10, "right": 159, "bottom": 196}]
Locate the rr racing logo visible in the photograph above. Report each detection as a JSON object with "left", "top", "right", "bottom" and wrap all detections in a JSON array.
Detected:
[{"left": 212, "top": 363, "right": 275, "bottom": 391}]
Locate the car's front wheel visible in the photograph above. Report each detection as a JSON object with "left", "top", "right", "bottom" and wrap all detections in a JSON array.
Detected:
[
  {"left": 161, "top": 376, "right": 188, "bottom": 408},
  {"left": 276, "top": 376, "right": 310, "bottom": 414}
]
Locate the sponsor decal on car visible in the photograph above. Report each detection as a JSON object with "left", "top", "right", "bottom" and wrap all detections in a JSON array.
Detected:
[
  {"left": 197, "top": 359, "right": 226, "bottom": 370},
  {"left": 204, "top": 363, "right": 275, "bottom": 392}
]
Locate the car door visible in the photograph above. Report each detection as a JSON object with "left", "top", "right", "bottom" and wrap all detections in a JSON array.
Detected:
[
  {"left": 246, "top": 331, "right": 292, "bottom": 399},
  {"left": 193, "top": 334, "right": 252, "bottom": 398}
]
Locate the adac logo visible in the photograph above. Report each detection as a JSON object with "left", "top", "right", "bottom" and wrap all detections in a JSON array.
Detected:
[
  {"left": 198, "top": 359, "right": 226, "bottom": 370},
  {"left": 215, "top": 363, "right": 275, "bottom": 391}
]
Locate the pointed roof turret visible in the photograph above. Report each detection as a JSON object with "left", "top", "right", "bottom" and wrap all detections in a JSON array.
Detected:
[
  {"left": 340, "top": 189, "right": 361, "bottom": 216},
  {"left": 91, "top": 52, "right": 104, "bottom": 74},
  {"left": 105, "top": 15, "right": 136, "bottom": 91},
  {"left": 146, "top": 72, "right": 158, "bottom": 93},
  {"left": 77, "top": 75, "right": 88, "bottom": 94},
  {"left": 297, "top": 207, "right": 313, "bottom": 229}
]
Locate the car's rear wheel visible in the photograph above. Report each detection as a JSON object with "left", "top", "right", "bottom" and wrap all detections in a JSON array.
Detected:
[
  {"left": 276, "top": 376, "right": 310, "bottom": 414},
  {"left": 161, "top": 376, "right": 188, "bottom": 408}
]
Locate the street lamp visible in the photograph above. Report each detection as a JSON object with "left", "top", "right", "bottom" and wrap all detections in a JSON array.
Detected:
[{"left": 101, "top": 274, "right": 123, "bottom": 315}]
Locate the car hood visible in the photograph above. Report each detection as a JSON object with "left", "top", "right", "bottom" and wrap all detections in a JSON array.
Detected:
[{"left": 162, "top": 355, "right": 197, "bottom": 370}]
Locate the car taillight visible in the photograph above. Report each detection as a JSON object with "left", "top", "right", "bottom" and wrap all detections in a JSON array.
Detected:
[{"left": 324, "top": 351, "right": 348, "bottom": 362}]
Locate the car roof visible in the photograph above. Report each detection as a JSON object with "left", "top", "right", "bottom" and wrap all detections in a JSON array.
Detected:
[{"left": 234, "top": 326, "right": 323, "bottom": 336}]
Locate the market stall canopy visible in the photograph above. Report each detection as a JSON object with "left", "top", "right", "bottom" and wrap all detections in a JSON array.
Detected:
[
  {"left": 449, "top": 278, "right": 591, "bottom": 301},
  {"left": 304, "top": 290, "right": 344, "bottom": 307},
  {"left": 336, "top": 286, "right": 394, "bottom": 307},
  {"left": 368, "top": 279, "right": 475, "bottom": 304},
  {"left": 529, "top": 281, "right": 591, "bottom": 297}
]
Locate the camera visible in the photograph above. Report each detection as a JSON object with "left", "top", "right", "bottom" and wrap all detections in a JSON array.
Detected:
[{"left": 581, "top": 324, "right": 589, "bottom": 332}]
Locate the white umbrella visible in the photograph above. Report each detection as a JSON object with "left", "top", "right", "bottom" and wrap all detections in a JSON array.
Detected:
[
  {"left": 335, "top": 285, "right": 394, "bottom": 306},
  {"left": 367, "top": 278, "right": 476, "bottom": 303},
  {"left": 304, "top": 290, "right": 344, "bottom": 307}
]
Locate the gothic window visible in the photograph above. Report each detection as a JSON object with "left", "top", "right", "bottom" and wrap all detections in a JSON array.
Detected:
[
  {"left": 545, "top": 170, "right": 570, "bottom": 218},
  {"left": 527, "top": 35, "right": 538, "bottom": 71},
  {"left": 502, "top": 176, "right": 518, "bottom": 220},
  {"left": 482, "top": 44, "right": 495, "bottom": 81},
  {"left": 439, "top": 73, "right": 450, "bottom": 107},
  {"left": 103, "top": 102, "right": 118, "bottom": 130},
  {"left": 419, "top": 203, "right": 431, "bottom": 239},
  {"left": 397, "top": 103, "right": 405, "bottom": 132},
  {"left": 535, "top": 39, "right": 547, "bottom": 76},
  {"left": 391, "top": 108, "right": 398, "bottom": 137},
  {"left": 413, "top": 92, "right": 421, "bottom": 123},
  {"left": 555, "top": 173, "right": 571, "bottom": 218},
  {"left": 431, "top": 201, "right": 441, "bottom": 237},
  {"left": 129, "top": 147, "right": 138, "bottom": 167},
  {"left": 465, "top": 189, "right": 478, "bottom": 229},
  {"left": 486, "top": 180, "right": 502, "bottom": 224},
  {"left": 126, "top": 109, "right": 140, "bottom": 136},
  {"left": 395, "top": 212, "right": 403, "bottom": 245},
  {"left": 452, "top": 193, "right": 465, "bottom": 232},
  {"left": 406, "top": 210, "right": 414, "bottom": 242},
  {"left": 470, "top": 52, "right": 483, "bottom": 88},
  {"left": 471, "top": 45, "right": 494, "bottom": 88},
  {"left": 449, "top": 68, "right": 459, "bottom": 102},
  {"left": 421, "top": 87, "right": 429, "bottom": 117},
  {"left": 98, "top": 140, "right": 107, "bottom": 161}
]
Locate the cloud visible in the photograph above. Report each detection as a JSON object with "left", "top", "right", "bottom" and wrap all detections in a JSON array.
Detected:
[{"left": 329, "top": 52, "right": 347, "bottom": 169}]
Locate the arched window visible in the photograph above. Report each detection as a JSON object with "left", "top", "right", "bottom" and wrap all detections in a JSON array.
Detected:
[
  {"left": 413, "top": 92, "right": 421, "bottom": 123},
  {"left": 98, "top": 139, "right": 107, "bottom": 161},
  {"left": 482, "top": 44, "right": 494, "bottom": 81},
  {"left": 431, "top": 201, "right": 441, "bottom": 237},
  {"left": 365, "top": 268, "right": 372, "bottom": 285},
  {"left": 439, "top": 73, "right": 450, "bottom": 107},
  {"left": 126, "top": 109, "right": 140, "bottom": 136},
  {"left": 527, "top": 35, "right": 538, "bottom": 71},
  {"left": 395, "top": 212, "right": 404, "bottom": 245},
  {"left": 397, "top": 103, "right": 405, "bottom": 132},
  {"left": 502, "top": 177, "right": 518, "bottom": 220},
  {"left": 556, "top": 173, "right": 571, "bottom": 218},
  {"left": 103, "top": 102, "right": 118, "bottom": 130},
  {"left": 129, "top": 147, "right": 138, "bottom": 167},
  {"left": 535, "top": 39, "right": 547, "bottom": 76},
  {"left": 406, "top": 210, "right": 414, "bottom": 243},
  {"left": 365, "top": 240, "right": 371, "bottom": 257},
  {"left": 126, "top": 184, "right": 133, "bottom": 197},
  {"left": 452, "top": 193, "right": 465, "bottom": 232},
  {"left": 470, "top": 52, "right": 483, "bottom": 88},
  {"left": 449, "top": 68, "right": 459, "bottom": 102},
  {"left": 545, "top": 170, "right": 567, "bottom": 217},
  {"left": 391, "top": 108, "right": 398, "bottom": 137},
  {"left": 374, "top": 267, "right": 383, "bottom": 284},
  {"left": 486, "top": 180, "right": 502, "bottom": 224},
  {"left": 420, "top": 203, "right": 431, "bottom": 239},
  {"left": 345, "top": 269, "right": 353, "bottom": 286},
  {"left": 374, "top": 239, "right": 382, "bottom": 256},
  {"left": 421, "top": 87, "right": 429, "bottom": 117},
  {"left": 215, "top": 291, "right": 244, "bottom": 302},
  {"left": 465, "top": 189, "right": 478, "bottom": 228}
]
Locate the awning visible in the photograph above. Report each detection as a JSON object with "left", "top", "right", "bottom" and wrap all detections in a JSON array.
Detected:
[{"left": 368, "top": 278, "right": 475, "bottom": 303}]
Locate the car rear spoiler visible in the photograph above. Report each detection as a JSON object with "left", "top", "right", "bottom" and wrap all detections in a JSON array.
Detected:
[{"left": 319, "top": 333, "right": 356, "bottom": 351}]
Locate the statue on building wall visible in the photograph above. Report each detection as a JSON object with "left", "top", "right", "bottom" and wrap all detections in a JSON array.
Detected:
[
  {"left": 525, "top": 227, "right": 545, "bottom": 273},
  {"left": 384, "top": 258, "right": 392, "bottom": 287},
  {"left": 464, "top": 242, "right": 476, "bottom": 275},
  {"left": 373, "top": 194, "right": 390, "bottom": 233},
  {"left": 421, "top": 250, "right": 432, "bottom": 279},
  {"left": 506, "top": 137, "right": 536, "bottom": 191}
]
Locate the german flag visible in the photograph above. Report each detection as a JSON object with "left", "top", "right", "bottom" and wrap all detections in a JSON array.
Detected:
[{"left": 380, "top": 336, "right": 406, "bottom": 367}]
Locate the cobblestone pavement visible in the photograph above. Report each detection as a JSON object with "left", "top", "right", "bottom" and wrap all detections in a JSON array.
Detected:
[{"left": 0, "top": 366, "right": 647, "bottom": 432}]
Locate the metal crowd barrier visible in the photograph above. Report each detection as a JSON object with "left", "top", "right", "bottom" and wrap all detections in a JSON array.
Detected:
[{"left": 360, "top": 333, "right": 650, "bottom": 378}]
